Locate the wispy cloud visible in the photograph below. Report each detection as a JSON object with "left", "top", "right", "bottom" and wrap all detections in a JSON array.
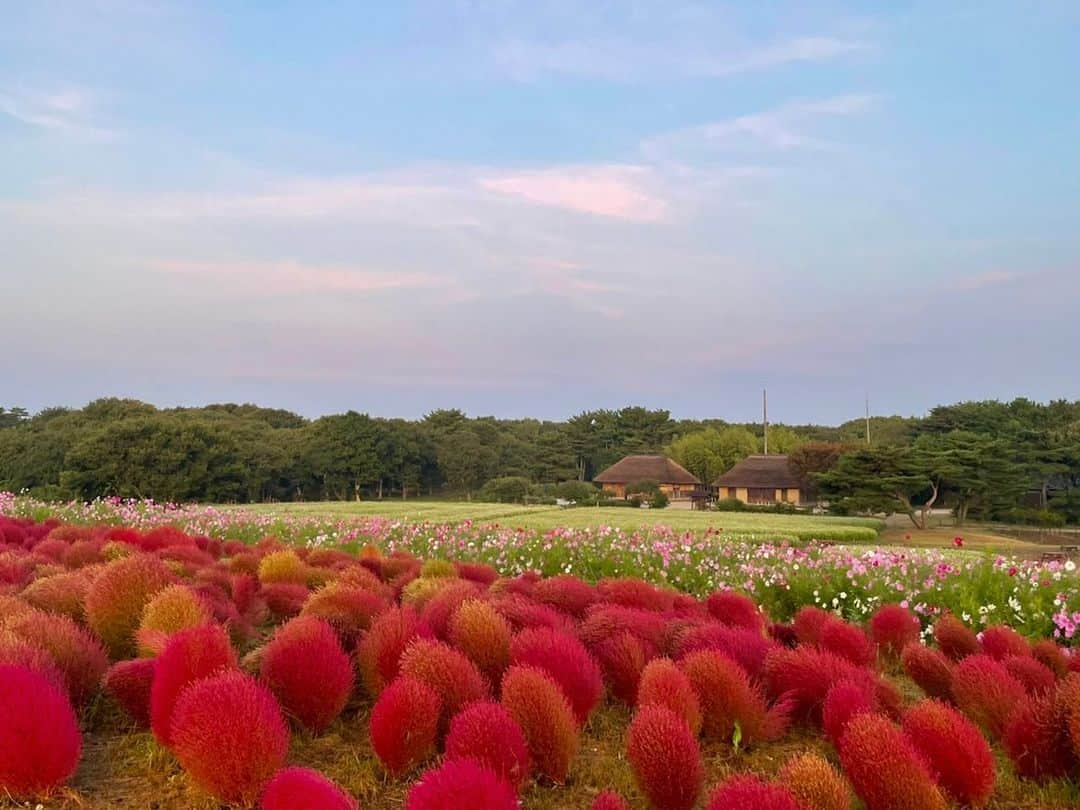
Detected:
[
  {"left": 641, "top": 94, "right": 878, "bottom": 162},
  {"left": 0, "top": 86, "right": 119, "bottom": 141},
  {"left": 493, "top": 35, "right": 871, "bottom": 81},
  {"left": 948, "top": 270, "right": 1023, "bottom": 292},
  {"left": 150, "top": 259, "right": 447, "bottom": 295},
  {"left": 478, "top": 165, "right": 668, "bottom": 222}
]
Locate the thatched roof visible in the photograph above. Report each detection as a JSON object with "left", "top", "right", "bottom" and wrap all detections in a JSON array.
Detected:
[
  {"left": 593, "top": 455, "right": 701, "bottom": 485},
  {"left": 712, "top": 455, "right": 801, "bottom": 488}
]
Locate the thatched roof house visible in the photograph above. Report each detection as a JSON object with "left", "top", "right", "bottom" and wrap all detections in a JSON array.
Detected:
[
  {"left": 713, "top": 454, "right": 802, "bottom": 505},
  {"left": 593, "top": 455, "right": 701, "bottom": 500}
]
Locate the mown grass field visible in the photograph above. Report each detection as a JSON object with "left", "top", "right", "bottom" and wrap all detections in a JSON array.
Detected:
[{"left": 237, "top": 501, "right": 885, "bottom": 543}]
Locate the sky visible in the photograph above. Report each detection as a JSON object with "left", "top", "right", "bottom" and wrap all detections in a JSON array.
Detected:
[{"left": 3, "top": 1, "right": 1079, "bottom": 425}]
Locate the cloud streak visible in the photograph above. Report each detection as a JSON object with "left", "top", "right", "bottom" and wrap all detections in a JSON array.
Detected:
[{"left": 0, "top": 86, "right": 119, "bottom": 141}]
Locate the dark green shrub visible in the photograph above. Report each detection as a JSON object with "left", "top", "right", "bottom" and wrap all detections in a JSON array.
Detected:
[
  {"left": 649, "top": 492, "right": 669, "bottom": 509},
  {"left": 713, "top": 498, "right": 749, "bottom": 512},
  {"left": 477, "top": 476, "right": 533, "bottom": 503}
]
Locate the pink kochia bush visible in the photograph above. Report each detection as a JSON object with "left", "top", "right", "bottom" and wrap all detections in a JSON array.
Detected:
[
  {"left": 150, "top": 624, "right": 238, "bottom": 747},
  {"left": 103, "top": 658, "right": 156, "bottom": 727},
  {"left": 818, "top": 618, "right": 876, "bottom": 668},
  {"left": 902, "top": 699, "right": 995, "bottom": 807},
  {"left": 838, "top": 713, "right": 946, "bottom": 810},
  {"left": 0, "top": 664, "right": 82, "bottom": 798},
  {"left": 260, "top": 767, "right": 358, "bottom": 810},
  {"left": 404, "top": 758, "right": 518, "bottom": 810},
  {"left": 444, "top": 700, "right": 531, "bottom": 792},
  {"left": 1003, "top": 692, "right": 1079, "bottom": 781},
  {"left": 501, "top": 665, "right": 580, "bottom": 784},
  {"left": 705, "top": 775, "right": 803, "bottom": 810},
  {"left": 509, "top": 627, "right": 604, "bottom": 725},
  {"left": 369, "top": 676, "right": 441, "bottom": 776},
  {"left": 260, "top": 615, "right": 353, "bottom": 733},
  {"left": 170, "top": 671, "right": 289, "bottom": 806},
  {"left": 626, "top": 705, "right": 703, "bottom": 810},
  {"left": 934, "top": 614, "right": 981, "bottom": 661}
]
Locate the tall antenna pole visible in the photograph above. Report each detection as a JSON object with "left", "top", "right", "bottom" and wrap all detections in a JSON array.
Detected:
[
  {"left": 763, "top": 389, "right": 769, "bottom": 455},
  {"left": 865, "top": 394, "right": 871, "bottom": 446}
]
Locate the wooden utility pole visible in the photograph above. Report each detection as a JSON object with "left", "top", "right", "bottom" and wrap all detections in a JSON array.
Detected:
[
  {"left": 763, "top": 389, "right": 769, "bottom": 455},
  {"left": 865, "top": 394, "right": 871, "bottom": 445}
]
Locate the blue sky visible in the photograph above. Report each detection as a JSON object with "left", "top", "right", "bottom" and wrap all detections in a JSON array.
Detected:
[{"left": 3, "top": 1, "right": 1079, "bottom": 424}]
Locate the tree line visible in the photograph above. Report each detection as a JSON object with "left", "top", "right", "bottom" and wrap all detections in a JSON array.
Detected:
[{"left": 1, "top": 398, "right": 1078, "bottom": 525}]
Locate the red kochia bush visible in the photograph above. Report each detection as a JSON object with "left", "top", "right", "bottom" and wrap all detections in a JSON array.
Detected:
[
  {"left": 681, "top": 650, "right": 790, "bottom": 746},
  {"left": 6, "top": 609, "right": 109, "bottom": 706},
  {"left": 838, "top": 713, "right": 946, "bottom": 810},
  {"left": 369, "top": 677, "right": 441, "bottom": 776},
  {"left": 778, "top": 753, "right": 852, "bottom": 810},
  {"left": 822, "top": 679, "right": 877, "bottom": 746},
  {"left": 150, "top": 624, "right": 238, "bottom": 747},
  {"left": 532, "top": 574, "right": 596, "bottom": 617},
  {"left": 404, "top": 758, "right": 518, "bottom": 810},
  {"left": 444, "top": 700, "right": 531, "bottom": 792},
  {"left": 705, "top": 775, "right": 803, "bottom": 810},
  {"left": 398, "top": 638, "right": 489, "bottom": 719},
  {"left": 902, "top": 699, "right": 995, "bottom": 807},
  {"left": 170, "top": 671, "right": 289, "bottom": 806},
  {"left": 934, "top": 614, "right": 980, "bottom": 661},
  {"left": 596, "top": 630, "right": 655, "bottom": 704},
  {"left": 763, "top": 646, "right": 867, "bottom": 723},
  {"left": 84, "top": 553, "right": 173, "bottom": 657},
  {"left": 597, "top": 577, "right": 675, "bottom": 612},
  {"left": 637, "top": 657, "right": 702, "bottom": 735},
  {"left": 674, "top": 623, "right": 775, "bottom": 680},
  {"left": 819, "top": 618, "right": 876, "bottom": 668},
  {"left": 627, "top": 705, "right": 704, "bottom": 810},
  {"left": 103, "top": 658, "right": 156, "bottom": 727},
  {"left": 1004, "top": 655, "right": 1057, "bottom": 696},
  {"left": 980, "top": 624, "right": 1031, "bottom": 661},
  {"left": 592, "top": 790, "right": 632, "bottom": 810},
  {"left": 501, "top": 665, "right": 580, "bottom": 784},
  {"left": 262, "top": 582, "right": 310, "bottom": 619},
  {"left": 706, "top": 590, "right": 765, "bottom": 632},
  {"left": 260, "top": 767, "right": 358, "bottom": 810},
  {"left": 420, "top": 580, "right": 482, "bottom": 639},
  {"left": 490, "top": 594, "right": 575, "bottom": 634},
  {"left": 793, "top": 605, "right": 833, "bottom": 646},
  {"left": 1031, "top": 639, "right": 1070, "bottom": 678},
  {"left": 579, "top": 604, "right": 668, "bottom": 650},
  {"left": 869, "top": 604, "right": 921, "bottom": 658},
  {"left": 0, "top": 664, "right": 81, "bottom": 798},
  {"left": 448, "top": 599, "right": 513, "bottom": 684},
  {"left": 1003, "top": 692, "right": 1079, "bottom": 781},
  {"left": 901, "top": 643, "right": 954, "bottom": 701},
  {"left": 301, "top": 582, "right": 387, "bottom": 646},
  {"left": 510, "top": 627, "right": 603, "bottom": 724},
  {"left": 356, "top": 606, "right": 431, "bottom": 695},
  {"left": 260, "top": 615, "right": 353, "bottom": 733},
  {"left": 950, "top": 654, "right": 1027, "bottom": 737}
]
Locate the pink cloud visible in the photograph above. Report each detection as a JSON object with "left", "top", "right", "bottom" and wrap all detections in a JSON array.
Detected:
[
  {"left": 479, "top": 165, "right": 668, "bottom": 222},
  {"left": 150, "top": 259, "right": 445, "bottom": 294}
]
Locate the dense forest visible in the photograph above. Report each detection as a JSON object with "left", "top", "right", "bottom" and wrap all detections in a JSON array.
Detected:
[{"left": 1, "top": 399, "right": 1079, "bottom": 525}]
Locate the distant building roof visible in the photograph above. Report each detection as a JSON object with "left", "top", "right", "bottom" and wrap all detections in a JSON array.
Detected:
[
  {"left": 713, "top": 454, "right": 801, "bottom": 489},
  {"left": 593, "top": 455, "right": 701, "bottom": 485}
]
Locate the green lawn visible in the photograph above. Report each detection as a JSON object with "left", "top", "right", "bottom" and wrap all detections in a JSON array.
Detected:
[{"left": 235, "top": 500, "right": 883, "bottom": 542}]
